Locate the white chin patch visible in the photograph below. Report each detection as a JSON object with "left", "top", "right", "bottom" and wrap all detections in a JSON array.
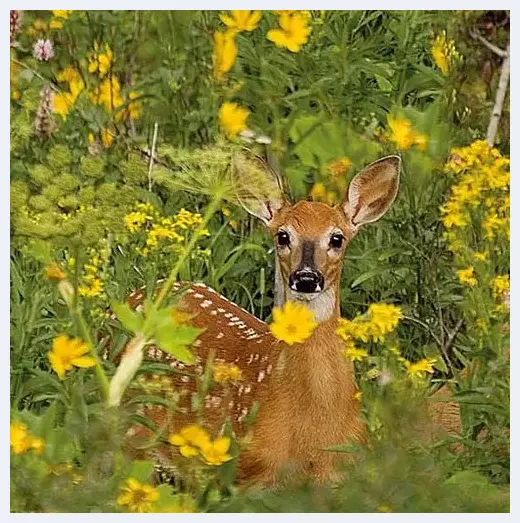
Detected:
[{"left": 288, "top": 287, "right": 335, "bottom": 322}]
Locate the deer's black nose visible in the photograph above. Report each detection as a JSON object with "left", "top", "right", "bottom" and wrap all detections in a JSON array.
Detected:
[{"left": 289, "top": 270, "right": 324, "bottom": 293}]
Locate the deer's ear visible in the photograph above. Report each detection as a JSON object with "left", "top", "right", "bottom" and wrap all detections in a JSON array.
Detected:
[
  {"left": 233, "top": 152, "right": 286, "bottom": 225},
  {"left": 342, "top": 156, "right": 400, "bottom": 228}
]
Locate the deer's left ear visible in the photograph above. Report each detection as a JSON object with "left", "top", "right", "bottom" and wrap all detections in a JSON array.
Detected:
[{"left": 342, "top": 155, "right": 401, "bottom": 228}]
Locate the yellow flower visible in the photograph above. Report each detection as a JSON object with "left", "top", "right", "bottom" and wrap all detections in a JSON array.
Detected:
[
  {"left": 213, "top": 31, "right": 238, "bottom": 81},
  {"left": 474, "top": 251, "right": 488, "bottom": 262},
  {"left": 45, "top": 263, "right": 66, "bottom": 281},
  {"left": 219, "top": 101, "right": 249, "bottom": 138},
  {"left": 386, "top": 114, "right": 427, "bottom": 151},
  {"left": 354, "top": 390, "right": 363, "bottom": 401},
  {"left": 10, "top": 422, "right": 30, "bottom": 455},
  {"left": 169, "top": 424, "right": 211, "bottom": 458},
  {"left": 53, "top": 92, "right": 76, "bottom": 120},
  {"left": 100, "top": 128, "right": 114, "bottom": 148},
  {"left": 492, "top": 275, "right": 509, "bottom": 299},
  {"left": 270, "top": 301, "right": 318, "bottom": 345},
  {"left": 457, "top": 266, "right": 477, "bottom": 287},
  {"left": 48, "top": 334, "right": 96, "bottom": 380},
  {"left": 90, "top": 77, "right": 124, "bottom": 113},
  {"left": 199, "top": 436, "right": 233, "bottom": 466},
  {"left": 88, "top": 43, "right": 113, "bottom": 76},
  {"left": 10, "top": 422, "right": 44, "bottom": 456},
  {"left": 366, "top": 303, "right": 403, "bottom": 341},
  {"left": 127, "top": 91, "right": 142, "bottom": 119},
  {"left": 406, "top": 358, "right": 437, "bottom": 378},
  {"left": 11, "top": 90, "right": 20, "bottom": 101},
  {"left": 326, "top": 157, "right": 352, "bottom": 178},
  {"left": 268, "top": 12, "right": 312, "bottom": 53},
  {"left": 52, "top": 10, "right": 72, "bottom": 19},
  {"left": 78, "top": 277, "right": 103, "bottom": 297},
  {"left": 30, "top": 437, "right": 45, "bottom": 455},
  {"left": 117, "top": 478, "right": 159, "bottom": 513},
  {"left": 213, "top": 362, "right": 243, "bottom": 384},
  {"left": 124, "top": 210, "right": 148, "bottom": 232},
  {"left": 310, "top": 182, "right": 326, "bottom": 201},
  {"left": 219, "top": 11, "right": 262, "bottom": 32},
  {"left": 337, "top": 318, "right": 372, "bottom": 343},
  {"left": 343, "top": 346, "right": 369, "bottom": 362},
  {"left": 431, "top": 31, "right": 461, "bottom": 76}
]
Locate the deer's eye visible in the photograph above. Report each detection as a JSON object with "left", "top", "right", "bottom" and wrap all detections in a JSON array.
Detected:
[
  {"left": 329, "top": 233, "right": 344, "bottom": 249},
  {"left": 277, "top": 231, "right": 291, "bottom": 247}
]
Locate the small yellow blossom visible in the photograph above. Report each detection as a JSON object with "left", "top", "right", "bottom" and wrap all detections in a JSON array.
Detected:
[
  {"left": 100, "top": 128, "right": 115, "bottom": 148},
  {"left": 124, "top": 211, "right": 148, "bottom": 233},
  {"left": 354, "top": 390, "right": 363, "bottom": 401},
  {"left": 366, "top": 303, "right": 403, "bottom": 341},
  {"left": 30, "top": 437, "right": 45, "bottom": 455},
  {"left": 267, "top": 11, "right": 312, "bottom": 53},
  {"left": 10, "top": 422, "right": 45, "bottom": 456},
  {"left": 219, "top": 11, "right": 262, "bottom": 32},
  {"left": 169, "top": 424, "right": 211, "bottom": 458},
  {"left": 213, "top": 362, "right": 243, "bottom": 384},
  {"left": 457, "top": 266, "right": 477, "bottom": 287},
  {"left": 310, "top": 182, "right": 327, "bottom": 201},
  {"left": 52, "top": 10, "right": 72, "bottom": 19},
  {"left": 88, "top": 42, "right": 113, "bottom": 76},
  {"left": 45, "top": 263, "right": 66, "bottom": 281},
  {"left": 474, "top": 251, "right": 488, "bottom": 262},
  {"left": 53, "top": 92, "right": 76, "bottom": 120},
  {"left": 199, "top": 436, "right": 233, "bottom": 466},
  {"left": 117, "top": 478, "right": 159, "bottom": 513},
  {"left": 90, "top": 76, "right": 125, "bottom": 113},
  {"left": 219, "top": 101, "right": 249, "bottom": 138},
  {"left": 270, "top": 301, "right": 318, "bottom": 345},
  {"left": 492, "top": 275, "right": 509, "bottom": 299},
  {"left": 431, "top": 31, "right": 461, "bottom": 76},
  {"left": 386, "top": 114, "right": 428, "bottom": 151},
  {"left": 10, "top": 422, "right": 31, "bottom": 455},
  {"left": 50, "top": 11, "right": 72, "bottom": 30},
  {"left": 326, "top": 157, "right": 352, "bottom": 178},
  {"left": 213, "top": 31, "right": 238, "bottom": 82},
  {"left": 343, "top": 346, "right": 369, "bottom": 362},
  {"left": 406, "top": 358, "right": 437, "bottom": 378},
  {"left": 48, "top": 334, "right": 96, "bottom": 379}
]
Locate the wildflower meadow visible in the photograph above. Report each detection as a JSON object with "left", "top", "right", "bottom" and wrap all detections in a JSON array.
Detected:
[{"left": 10, "top": 10, "right": 510, "bottom": 513}]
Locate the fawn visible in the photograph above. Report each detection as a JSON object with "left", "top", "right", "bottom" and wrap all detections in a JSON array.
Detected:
[{"left": 122, "top": 153, "right": 461, "bottom": 486}]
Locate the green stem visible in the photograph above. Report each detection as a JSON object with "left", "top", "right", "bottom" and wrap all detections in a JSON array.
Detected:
[
  {"left": 73, "top": 307, "right": 110, "bottom": 401},
  {"left": 152, "top": 196, "right": 222, "bottom": 311}
]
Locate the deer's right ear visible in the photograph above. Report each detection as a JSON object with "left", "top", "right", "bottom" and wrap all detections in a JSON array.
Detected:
[{"left": 233, "top": 152, "right": 286, "bottom": 225}]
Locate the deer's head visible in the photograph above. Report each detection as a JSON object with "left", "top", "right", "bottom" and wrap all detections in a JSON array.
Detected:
[{"left": 235, "top": 154, "right": 401, "bottom": 322}]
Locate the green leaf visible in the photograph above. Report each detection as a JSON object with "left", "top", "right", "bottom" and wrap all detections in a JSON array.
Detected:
[
  {"left": 111, "top": 301, "right": 144, "bottom": 333},
  {"left": 128, "top": 460, "right": 155, "bottom": 483},
  {"left": 154, "top": 323, "right": 201, "bottom": 364}
]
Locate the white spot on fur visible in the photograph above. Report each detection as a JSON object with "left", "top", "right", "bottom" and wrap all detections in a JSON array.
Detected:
[
  {"left": 216, "top": 332, "right": 224, "bottom": 339},
  {"left": 200, "top": 299, "right": 212, "bottom": 308},
  {"left": 193, "top": 293, "right": 204, "bottom": 299},
  {"left": 257, "top": 370, "right": 265, "bottom": 383}
]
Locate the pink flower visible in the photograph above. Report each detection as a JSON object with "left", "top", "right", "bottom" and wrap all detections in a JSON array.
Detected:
[{"left": 33, "top": 39, "right": 55, "bottom": 62}]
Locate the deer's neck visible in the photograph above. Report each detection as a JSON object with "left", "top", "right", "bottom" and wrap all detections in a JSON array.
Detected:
[
  {"left": 275, "top": 318, "right": 356, "bottom": 408},
  {"left": 274, "top": 258, "right": 340, "bottom": 323}
]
